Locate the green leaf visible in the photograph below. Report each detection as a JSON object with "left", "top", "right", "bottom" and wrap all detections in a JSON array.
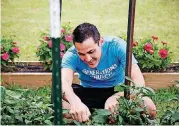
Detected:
[
  {"left": 125, "top": 76, "right": 135, "bottom": 84},
  {"left": 114, "top": 84, "right": 124, "bottom": 92},
  {"left": 93, "top": 109, "right": 111, "bottom": 116},
  {"left": 134, "top": 107, "right": 145, "bottom": 112},
  {"left": 73, "top": 120, "right": 81, "bottom": 125},
  {"left": 15, "top": 115, "right": 23, "bottom": 122},
  {"left": 92, "top": 115, "right": 108, "bottom": 124},
  {"left": 117, "top": 115, "right": 123, "bottom": 124},
  {"left": 171, "top": 112, "right": 179, "bottom": 123},
  {"left": 0, "top": 86, "right": 6, "bottom": 101},
  {"left": 6, "top": 89, "right": 23, "bottom": 99},
  {"left": 63, "top": 109, "right": 69, "bottom": 114},
  {"left": 6, "top": 106, "right": 14, "bottom": 114},
  {"left": 44, "top": 120, "right": 52, "bottom": 125},
  {"left": 25, "top": 119, "right": 32, "bottom": 124},
  {"left": 34, "top": 117, "right": 43, "bottom": 121}
]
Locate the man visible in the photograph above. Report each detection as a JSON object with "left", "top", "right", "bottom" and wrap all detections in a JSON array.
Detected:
[{"left": 61, "top": 22, "right": 156, "bottom": 122}]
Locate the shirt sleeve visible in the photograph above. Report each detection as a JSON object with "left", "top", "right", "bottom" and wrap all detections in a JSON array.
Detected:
[
  {"left": 61, "top": 49, "right": 78, "bottom": 72},
  {"left": 112, "top": 37, "right": 138, "bottom": 66}
]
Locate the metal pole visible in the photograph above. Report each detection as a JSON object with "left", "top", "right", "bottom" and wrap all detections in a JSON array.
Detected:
[
  {"left": 50, "top": 0, "right": 62, "bottom": 125},
  {"left": 124, "top": 0, "right": 136, "bottom": 99}
]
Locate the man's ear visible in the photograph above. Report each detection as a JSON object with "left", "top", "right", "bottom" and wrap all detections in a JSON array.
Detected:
[{"left": 99, "top": 37, "right": 104, "bottom": 46}]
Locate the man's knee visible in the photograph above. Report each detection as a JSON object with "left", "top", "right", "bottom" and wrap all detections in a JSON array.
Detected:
[{"left": 142, "top": 96, "right": 156, "bottom": 119}]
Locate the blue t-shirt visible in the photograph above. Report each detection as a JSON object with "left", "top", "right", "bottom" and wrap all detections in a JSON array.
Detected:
[{"left": 61, "top": 36, "right": 138, "bottom": 88}]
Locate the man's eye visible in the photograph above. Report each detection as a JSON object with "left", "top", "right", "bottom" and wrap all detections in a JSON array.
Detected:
[
  {"left": 88, "top": 50, "right": 95, "bottom": 54},
  {"left": 78, "top": 53, "right": 85, "bottom": 56}
]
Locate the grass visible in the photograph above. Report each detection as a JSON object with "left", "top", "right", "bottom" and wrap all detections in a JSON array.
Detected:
[{"left": 1, "top": 0, "right": 179, "bottom": 62}]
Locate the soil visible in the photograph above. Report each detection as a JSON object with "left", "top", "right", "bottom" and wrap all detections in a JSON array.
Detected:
[{"left": 1, "top": 63, "right": 179, "bottom": 73}]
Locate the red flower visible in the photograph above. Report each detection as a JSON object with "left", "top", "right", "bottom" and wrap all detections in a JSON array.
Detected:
[
  {"left": 158, "top": 49, "right": 168, "bottom": 59},
  {"left": 61, "top": 29, "right": 65, "bottom": 33},
  {"left": 1, "top": 52, "right": 9, "bottom": 61},
  {"left": 42, "top": 36, "right": 50, "bottom": 41},
  {"left": 132, "top": 41, "right": 138, "bottom": 47},
  {"left": 60, "top": 43, "right": 66, "bottom": 51},
  {"left": 60, "top": 52, "right": 64, "bottom": 58},
  {"left": 144, "top": 43, "right": 153, "bottom": 52},
  {"left": 161, "top": 41, "right": 167, "bottom": 45},
  {"left": 12, "top": 42, "right": 17, "bottom": 44},
  {"left": 12, "top": 47, "right": 20, "bottom": 54},
  {"left": 152, "top": 36, "right": 158, "bottom": 41},
  {"left": 48, "top": 40, "right": 52, "bottom": 48},
  {"left": 65, "top": 35, "right": 73, "bottom": 42}
]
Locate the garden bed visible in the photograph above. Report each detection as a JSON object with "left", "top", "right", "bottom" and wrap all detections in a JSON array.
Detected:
[{"left": 1, "top": 61, "right": 179, "bottom": 90}]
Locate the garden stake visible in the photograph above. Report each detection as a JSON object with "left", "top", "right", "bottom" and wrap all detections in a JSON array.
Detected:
[
  {"left": 50, "top": 0, "right": 62, "bottom": 125},
  {"left": 125, "top": 0, "right": 136, "bottom": 99}
]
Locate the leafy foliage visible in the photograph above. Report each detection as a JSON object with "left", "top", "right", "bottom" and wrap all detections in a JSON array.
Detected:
[
  {"left": 36, "top": 22, "right": 73, "bottom": 70},
  {"left": 1, "top": 86, "right": 54, "bottom": 125},
  {"left": 1, "top": 82, "right": 179, "bottom": 125}
]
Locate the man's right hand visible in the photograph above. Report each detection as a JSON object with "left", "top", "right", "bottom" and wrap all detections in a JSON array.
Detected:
[{"left": 69, "top": 98, "right": 91, "bottom": 122}]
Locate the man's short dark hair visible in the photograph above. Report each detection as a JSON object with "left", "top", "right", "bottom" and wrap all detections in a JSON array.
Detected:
[{"left": 72, "top": 23, "right": 100, "bottom": 44}]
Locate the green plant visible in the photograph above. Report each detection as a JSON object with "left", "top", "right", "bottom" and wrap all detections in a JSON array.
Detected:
[
  {"left": 36, "top": 22, "right": 73, "bottom": 70},
  {"left": 1, "top": 37, "right": 20, "bottom": 72},
  {"left": 133, "top": 36, "right": 172, "bottom": 72}
]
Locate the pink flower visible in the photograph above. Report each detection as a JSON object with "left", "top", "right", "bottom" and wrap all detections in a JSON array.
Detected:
[
  {"left": 65, "top": 35, "right": 73, "bottom": 42},
  {"left": 60, "top": 52, "right": 64, "bottom": 58},
  {"left": 42, "top": 36, "right": 50, "bottom": 41},
  {"left": 60, "top": 43, "right": 66, "bottom": 51},
  {"left": 12, "top": 47, "right": 20, "bottom": 54},
  {"left": 158, "top": 49, "right": 168, "bottom": 59},
  {"left": 144, "top": 43, "right": 153, "bottom": 52},
  {"left": 61, "top": 29, "right": 65, "bottom": 33},
  {"left": 48, "top": 40, "right": 52, "bottom": 48},
  {"left": 1, "top": 52, "right": 9, "bottom": 61}
]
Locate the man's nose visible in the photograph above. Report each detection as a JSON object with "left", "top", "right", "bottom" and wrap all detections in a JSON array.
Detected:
[{"left": 84, "top": 54, "right": 92, "bottom": 62}]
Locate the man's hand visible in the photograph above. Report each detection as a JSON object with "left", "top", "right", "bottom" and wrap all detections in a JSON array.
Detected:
[
  {"left": 104, "top": 95, "right": 119, "bottom": 114},
  {"left": 69, "top": 98, "right": 91, "bottom": 122}
]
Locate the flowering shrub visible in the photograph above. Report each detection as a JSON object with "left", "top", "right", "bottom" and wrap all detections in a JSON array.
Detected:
[
  {"left": 1, "top": 37, "right": 20, "bottom": 71},
  {"left": 36, "top": 23, "right": 73, "bottom": 70},
  {"left": 133, "top": 36, "right": 172, "bottom": 72}
]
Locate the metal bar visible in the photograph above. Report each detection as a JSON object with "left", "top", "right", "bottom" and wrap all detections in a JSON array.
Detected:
[
  {"left": 124, "top": 0, "right": 136, "bottom": 99},
  {"left": 50, "top": 0, "right": 62, "bottom": 125}
]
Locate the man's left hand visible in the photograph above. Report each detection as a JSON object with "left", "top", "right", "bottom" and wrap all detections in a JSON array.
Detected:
[{"left": 104, "top": 95, "right": 119, "bottom": 114}]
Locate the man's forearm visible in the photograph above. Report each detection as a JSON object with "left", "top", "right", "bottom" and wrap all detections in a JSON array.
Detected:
[{"left": 62, "top": 85, "right": 81, "bottom": 104}]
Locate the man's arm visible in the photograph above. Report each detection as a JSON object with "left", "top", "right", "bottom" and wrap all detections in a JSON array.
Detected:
[
  {"left": 131, "top": 64, "right": 145, "bottom": 87},
  {"left": 62, "top": 68, "right": 91, "bottom": 122},
  {"left": 62, "top": 68, "right": 80, "bottom": 103}
]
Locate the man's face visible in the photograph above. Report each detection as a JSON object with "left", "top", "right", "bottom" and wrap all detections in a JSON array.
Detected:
[{"left": 75, "top": 37, "right": 103, "bottom": 68}]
